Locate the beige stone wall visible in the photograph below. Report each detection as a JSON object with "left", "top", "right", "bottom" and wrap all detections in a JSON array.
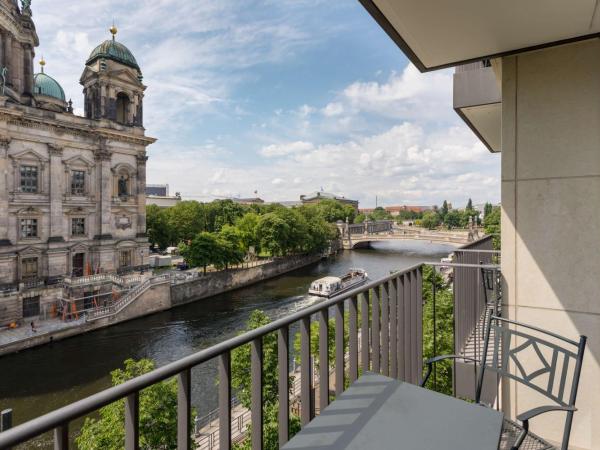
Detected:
[{"left": 501, "top": 40, "right": 600, "bottom": 450}]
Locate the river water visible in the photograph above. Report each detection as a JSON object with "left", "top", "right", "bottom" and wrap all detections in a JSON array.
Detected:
[{"left": 0, "top": 240, "right": 455, "bottom": 447}]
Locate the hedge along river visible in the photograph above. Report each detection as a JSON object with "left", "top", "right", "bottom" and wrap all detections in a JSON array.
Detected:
[{"left": 0, "top": 240, "right": 457, "bottom": 448}]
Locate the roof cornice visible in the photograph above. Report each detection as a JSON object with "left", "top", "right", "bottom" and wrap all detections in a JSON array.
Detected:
[{"left": 0, "top": 107, "right": 156, "bottom": 146}]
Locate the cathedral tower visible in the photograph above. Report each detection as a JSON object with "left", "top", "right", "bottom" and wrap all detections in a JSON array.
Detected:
[
  {"left": 80, "top": 25, "right": 145, "bottom": 127},
  {"left": 0, "top": 0, "right": 39, "bottom": 103}
]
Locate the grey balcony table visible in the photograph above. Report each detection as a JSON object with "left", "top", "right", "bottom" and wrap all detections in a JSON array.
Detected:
[{"left": 282, "top": 372, "right": 503, "bottom": 450}]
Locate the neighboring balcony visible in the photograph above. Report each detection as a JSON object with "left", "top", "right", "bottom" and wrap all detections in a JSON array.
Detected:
[
  {"left": 0, "top": 238, "right": 499, "bottom": 449},
  {"left": 454, "top": 61, "right": 502, "bottom": 153}
]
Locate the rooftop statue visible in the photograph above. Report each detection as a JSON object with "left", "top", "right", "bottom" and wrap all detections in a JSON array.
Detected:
[{"left": 20, "top": 0, "right": 31, "bottom": 12}]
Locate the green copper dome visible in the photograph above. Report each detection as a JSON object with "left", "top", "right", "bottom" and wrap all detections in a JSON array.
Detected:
[
  {"left": 33, "top": 73, "right": 66, "bottom": 101},
  {"left": 86, "top": 39, "right": 140, "bottom": 71}
]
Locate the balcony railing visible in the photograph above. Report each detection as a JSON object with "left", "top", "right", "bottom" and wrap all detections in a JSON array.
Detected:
[{"left": 0, "top": 237, "right": 497, "bottom": 449}]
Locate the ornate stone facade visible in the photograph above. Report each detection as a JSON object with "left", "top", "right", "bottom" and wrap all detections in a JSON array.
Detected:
[{"left": 0, "top": 2, "right": 155, "bottom": 292}]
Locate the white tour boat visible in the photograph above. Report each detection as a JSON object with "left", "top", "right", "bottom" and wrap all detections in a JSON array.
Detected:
[{"left": 308, "top": 268, "right": 369, "bottom": 298}]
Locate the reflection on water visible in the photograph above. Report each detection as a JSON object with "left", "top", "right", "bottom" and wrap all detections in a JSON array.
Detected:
[{"left": 0, "top": 241, "right": 455, "bottom": 446}]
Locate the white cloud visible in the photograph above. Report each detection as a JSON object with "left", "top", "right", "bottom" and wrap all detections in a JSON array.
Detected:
[
  {"left": 321, "top": 102, "right": 344, "bottom": 117},
  {"left": 260, "top": 141, "right": 314, "bottom": 157},
  {"left": 148, "top": 121, "right": 499, "bottom": 206}
]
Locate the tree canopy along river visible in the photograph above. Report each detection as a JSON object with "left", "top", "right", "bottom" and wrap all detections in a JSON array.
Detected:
[{"left": 0, "top": 240, "right": 456, "bottom": 448}]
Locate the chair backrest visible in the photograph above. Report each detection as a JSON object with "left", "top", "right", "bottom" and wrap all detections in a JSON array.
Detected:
[{"left": 475, "top": 314, "right": 586, "bottom": 449}]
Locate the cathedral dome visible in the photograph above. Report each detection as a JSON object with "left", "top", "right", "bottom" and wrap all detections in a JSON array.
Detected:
[
  {"left": 86, "top": 39, "right": 140, "bottom": 71},
  {"left": 33, "top": 72, "right": 66, "bottom": 101}
]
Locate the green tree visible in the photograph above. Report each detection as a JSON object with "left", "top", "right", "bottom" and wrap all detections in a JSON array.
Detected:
[
  {"left": 231, "top": 311, "right": 301, "bottom": 450},
  {"left": 179, "top": 231, "right": 219, "bottom": 274},
  {"left": 146, "top": 204, "right": 171, "bottom": 250},
  {"left": 484, "top": 206, "right": 501, "bottom": 250},
  {"left": 167, "top": 201, "right": 206, "bottom": 244},
  {"left": 421, "top": 211, "right": 441, "bottom": 230},
  {"left": 354, "top": 213, "right": 366, "bottom": 224},
  {"left": 465, "top": 198, "right": 473, "bottom": 211},
  {"left": 235, "top": 212, "right": 261, "bottom": 254},
  {"left": 421, "top": 266, "right": 454, "bottom": 395},
  {"left": 444, "top": 210, "right": 462, "bottom": 229},
  {"left": 76, "top": 359, "right": 194, "bottom": 450},
  {"left": 483, "top": 202, "right": 493, "bottom": 218},
  {"left": 368, "top": 207, "right": 392, "bottom": 221},
  {"left": 310, "top": 199, "right": 356, "bottom": 223},
  {"left": 215, "top": 225, "right": 245, "bottom": 269},
  {"left": 256, "top": 213, "right": 290, "bottom": 257},
  {"left": 440, "top": 200, "right": 449, "bottom": 222}
]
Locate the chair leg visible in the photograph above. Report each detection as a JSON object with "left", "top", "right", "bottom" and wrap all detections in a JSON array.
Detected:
[{"left": 511, "top": 420, "right": 529, "bottom": 450}]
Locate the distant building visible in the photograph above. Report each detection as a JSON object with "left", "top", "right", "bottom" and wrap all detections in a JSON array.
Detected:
[
  {"left": 231, "top": 197, "right": 265, "bottom": 205},
  {"left": 277, "top": 200, "right": 303, "bottom": 208},
  {"left": 300, "top": 191, "right": 359, "bottom": 210},
  {"left": 385, "top": 205, "right": 431, "bottom": 217},
  {"left": 146, "top": 184, "right": 169, "bottom": 197},
  {"left": 145, "top": 184, "right": 181, "bottom": 208},
  {"left": 359, "top": 205, "right": 431, "bottom": 217}
]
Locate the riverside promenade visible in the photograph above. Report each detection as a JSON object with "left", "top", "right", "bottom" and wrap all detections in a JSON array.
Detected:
[{"left": 0, "top": 254, "right": 323, "bottom": 356}]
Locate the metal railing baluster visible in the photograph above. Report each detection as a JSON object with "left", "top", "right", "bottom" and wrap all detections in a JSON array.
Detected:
[
  {"left": 53, "top": 423, "right": 68, "bottom": 450},
  {"left": 360, "top": 293, "right": 369, "bottom": 372},
  {"left": 278, "top": 326, "right": 289, "bottom": 446},
  {"left": 372, "top": 287, "right": 380, "bottom": 373},
  {"left": 382, "top": 282, "right": 390, "bottom": 376},
  {"left": 416, "top": 268, "right": 423, "bottom": 386},
  {"left": 411, "top": 269, "right": 419, "bottom": 384},
  {"left": 300, "top": 316, "right": 312, "bottom": 425},
  {"left": 397, "top": 275, "right": 405, "bottom": 381},
  {"left": 251, "top": 337, "right": 263, "bottom": 449},
  {"left": 125, "top": 392, "right": 139, "bottom": 450},
  {"left": 178, "top": 369, "right": 191, "bottom": 450},
  {"left": 219, "top": 352, "right": 231, "bottom": 450},
  {"left": 403, "top": 272, "right": 411, "bottom": 381},
  {"left": 349, "top": 296, "right": 358, "bottom": 383},
  {"left": 318, "top": 309, "right": 329, "bottom": 412},
  {"left": 389, "top": 279, "right": 398, "bottom": 379},
  {"left": 334, "top": 301, "right": 344, "bottom": 397}
]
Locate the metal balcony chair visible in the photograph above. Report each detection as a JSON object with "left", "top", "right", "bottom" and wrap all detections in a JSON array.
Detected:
[{"left": 422, "top": 313, "right": 587, "bottom": 450}]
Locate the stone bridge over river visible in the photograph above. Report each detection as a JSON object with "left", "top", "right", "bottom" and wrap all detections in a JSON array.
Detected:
[{"left": 337, "top": 220, "right": 480, "bottom": 250}]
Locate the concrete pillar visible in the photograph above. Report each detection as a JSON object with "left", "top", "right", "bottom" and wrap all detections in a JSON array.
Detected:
[
  {"left": 48, "top": 145, "right": 64, "bottom": 242},
  {"left": 135, "top": 154, "right": 147, "bottom": 236},
  {"left": 0, "top": 137, "right": 10, "bottom": 246},
  {"left": 501, "top": 40, "right": 600, "bottom": 450}
]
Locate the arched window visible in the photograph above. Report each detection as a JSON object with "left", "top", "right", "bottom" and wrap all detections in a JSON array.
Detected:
[{"left": 116, "top": 92, "right": 130, "bottom": 124}]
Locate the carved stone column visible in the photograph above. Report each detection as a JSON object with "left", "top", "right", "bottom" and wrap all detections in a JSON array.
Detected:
[
  {"left": 94, "top": 139, "right": 113, "bottom": 239},
  {"left": 0, "top": 137, "right": 11, "bottom": 246},
  {"left": 136, "top": 154, "right": 147, "bottom": 237},
  {"left": 48, "top": 144, "right": 64, "bottom": 242},
  {"left": 23, "top": 44, "right": 33, "bottom": 95},
  {"left": 0, "top": 32, "right": 5, "bottom": 72},
  {"left": 4, "top": 34, "right": 12, "bottom": 87}
]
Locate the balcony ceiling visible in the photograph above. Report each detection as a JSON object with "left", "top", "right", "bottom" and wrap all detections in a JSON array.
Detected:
[{"left": 360, "top": 0, "right": 600, "bottom": 71}]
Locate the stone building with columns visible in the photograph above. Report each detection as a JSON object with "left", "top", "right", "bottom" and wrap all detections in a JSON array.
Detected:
[{"left": 0, "top": 0, "right": 155, "bottom": 323}]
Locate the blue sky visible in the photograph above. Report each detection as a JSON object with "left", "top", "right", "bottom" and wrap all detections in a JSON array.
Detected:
[{"left": 33, "top": 0, "right": 500, "bottom": 208}]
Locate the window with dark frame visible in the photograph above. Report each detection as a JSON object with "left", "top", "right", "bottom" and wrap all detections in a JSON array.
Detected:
[
  {"left": 71, "top": 170, "right": 86, "bottom": 195},
  {"left": 20, "top": 219, "right": 38, "bottom": 238},
  {"left": 72, "top": 218, "right": 85, "bottom": 236},
  {"left": 22, "top": 258, "right": 38, "bottom": 279},
  {"left": 20, "top": 165, "right": 38, "bottom": 193},
  {"left": 119, "top": 250, "right": 132, "bottom": 268},
  {"left": 22, "top": 296, "right": 40, "bottom": 318}
]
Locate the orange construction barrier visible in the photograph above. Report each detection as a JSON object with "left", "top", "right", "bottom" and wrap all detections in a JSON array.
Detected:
[{"left": 71, "top": 303, "right": 79, "bottom": 320}]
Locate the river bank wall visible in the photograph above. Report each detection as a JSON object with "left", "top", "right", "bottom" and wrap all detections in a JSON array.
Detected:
[{"left": 0, "top": 254, "right": 323, "bottom": 356}]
